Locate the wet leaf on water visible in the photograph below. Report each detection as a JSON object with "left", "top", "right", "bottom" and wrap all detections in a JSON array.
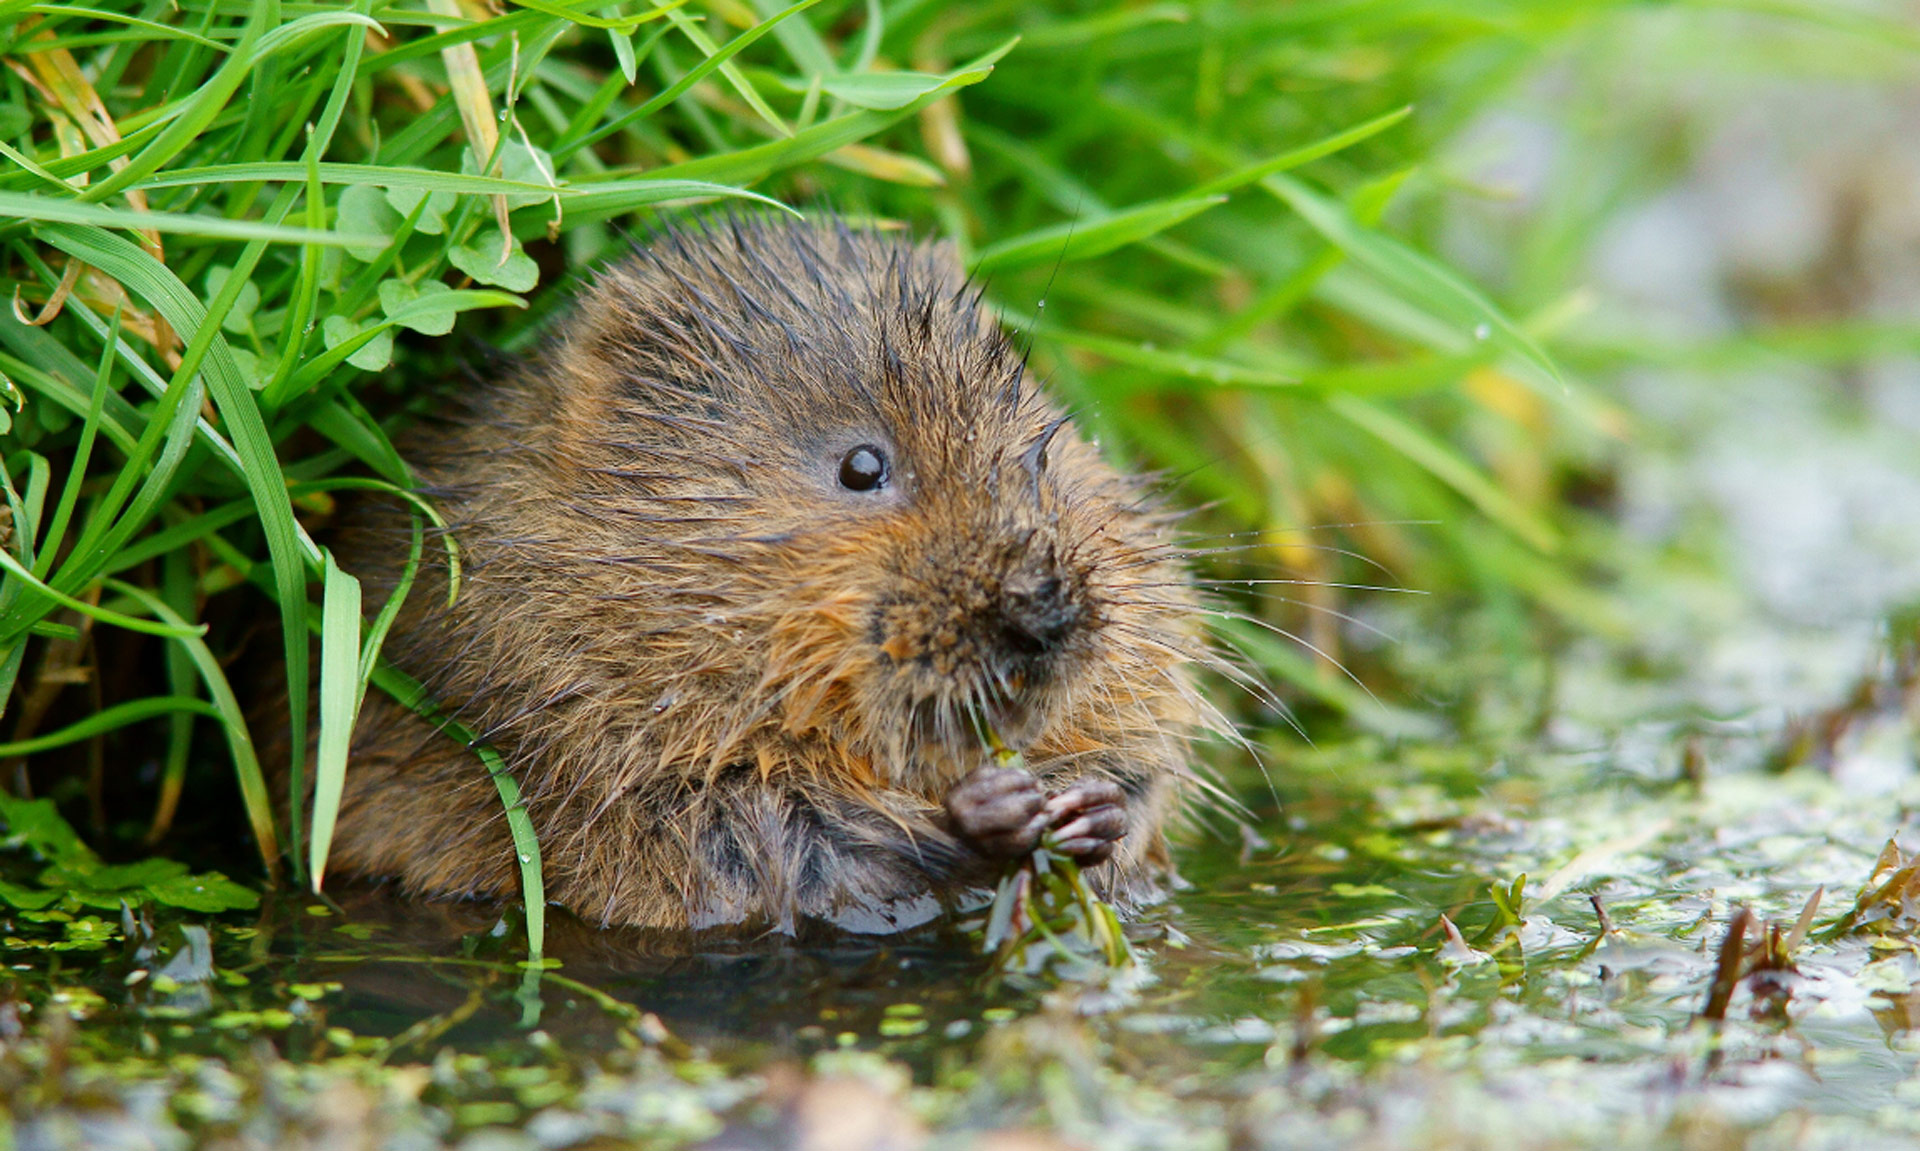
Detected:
[
  {"left": 147, "top": 873, "right": 260, "bottom": 913},
  {"left": 0, "top": 792, "right": 96, "bottom": 866},
  {"left": 44, "top": 857, "right": 190, "bottom": 892},
  {"left": 208, "top": 1009, "right": 296, "bottom": 1030},
  {"left": 1826, "top": 838, "right": 1920, "bottom": 939},
  {"left": 0, "top": 792, "right": 257, "bottom": 915},
  {"left": 0, "top": 878, "right": 62, "bottom": 910}
]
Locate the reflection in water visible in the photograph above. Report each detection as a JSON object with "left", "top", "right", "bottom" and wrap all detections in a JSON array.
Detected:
[{"left": 293, "top": 886, "right": 1004, "bottom": 1055}]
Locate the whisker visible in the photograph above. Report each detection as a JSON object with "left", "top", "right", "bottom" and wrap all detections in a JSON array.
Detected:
[
  {"left": 1115, "top": 583, "right": 1408, "bottom": 645},
  {"left": 1107, "top": 539, "right": 1405, "bottom": 575},
  {"left": 1187, "top": 577, "right": 1424, "bottom": 596},
  {"left": 1104, "top": 621, "right": 1291, "bottom": 721}
]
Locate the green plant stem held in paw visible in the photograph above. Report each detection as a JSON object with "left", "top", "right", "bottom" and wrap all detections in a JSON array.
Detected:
[{"left": 977, "top": 731, "right": 1136, "bottom": 978}]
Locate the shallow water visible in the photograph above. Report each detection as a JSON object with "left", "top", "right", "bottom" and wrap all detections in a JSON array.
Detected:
[{"left": 13, "top": 645, "right": 1920, "bottom": 1150}]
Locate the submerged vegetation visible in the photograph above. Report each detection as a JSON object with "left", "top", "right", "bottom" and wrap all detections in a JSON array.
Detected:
[{"left": 4, "top": 0, "right": 1920, "bottom": 1145}]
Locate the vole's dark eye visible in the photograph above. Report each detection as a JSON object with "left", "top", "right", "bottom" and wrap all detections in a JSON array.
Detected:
[{"left": 839, "top": 444, "right": 888, "bottom": 492}]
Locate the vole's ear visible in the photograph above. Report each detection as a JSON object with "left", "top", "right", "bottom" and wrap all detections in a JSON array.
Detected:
[
  {"left": 568, "top": 262, "right": 655, "bottom": 371},
  {"left": 537, "top": 271, "right": 645, "bottom": 452},
  {"left": 539, "top": 259, "right": 753, "bottom": 473},
  {"left": 1021, "top": 414, "right": 1073, "bottom": 483}
]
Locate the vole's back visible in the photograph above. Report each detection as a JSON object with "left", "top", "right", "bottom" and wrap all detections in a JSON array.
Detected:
[{"left": 325, "top": 216, "right": 1211, "bottom": 933}]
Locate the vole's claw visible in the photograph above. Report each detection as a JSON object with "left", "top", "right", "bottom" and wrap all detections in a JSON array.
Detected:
[
  {"left": 949, "top": 771, "right": 1128, "bottom": 865},
  {"left": 1042, "top": 779, "right": 1127, "bottom": 866},
  {"left": 947, "top": 766, "right": 1048, "bottom": 858}
]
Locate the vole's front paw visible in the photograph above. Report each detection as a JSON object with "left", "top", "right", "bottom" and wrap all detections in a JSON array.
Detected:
[
  {"left": 1043, "top": 779, "right": 1127, "bottom": 866},
  {"left": 947, "top": 767, "right": 1049, "bottom": 859}
]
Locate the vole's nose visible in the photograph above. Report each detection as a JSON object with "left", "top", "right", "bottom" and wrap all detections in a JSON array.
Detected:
[{"left": 999, "top": 569, "right": 1082, "bottom": 657}]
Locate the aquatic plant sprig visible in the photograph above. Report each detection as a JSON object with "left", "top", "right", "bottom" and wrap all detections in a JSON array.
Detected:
[
  {"left": 976, "top": 730, "right": 1137, "bottom": 979},
  {"left": 0, "top": 791, "right": 257, "bottom": 917}
]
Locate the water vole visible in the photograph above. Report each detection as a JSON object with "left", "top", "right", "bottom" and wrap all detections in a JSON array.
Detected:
[{"left": 322, "top": 216, "right": 1215, "bottom": 933}]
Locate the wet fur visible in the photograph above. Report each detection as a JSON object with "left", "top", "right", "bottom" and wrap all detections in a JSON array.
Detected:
[{"left": 319, "top": 216, "right": 1216, "bottom": 933}]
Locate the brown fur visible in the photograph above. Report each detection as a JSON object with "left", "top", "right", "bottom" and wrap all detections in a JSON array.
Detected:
[{"left": 318, "top": 216, "right": 1217, "bottom": 933}]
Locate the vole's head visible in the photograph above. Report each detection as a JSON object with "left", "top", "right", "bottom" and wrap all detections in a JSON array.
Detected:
[{"left": 500, "top": 216, "right": 1195, "bottom": 791}]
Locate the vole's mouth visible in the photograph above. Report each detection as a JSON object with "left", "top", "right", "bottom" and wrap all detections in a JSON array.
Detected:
[{"left": 902, "top": 692, "right": 1042, "bottom": 767}]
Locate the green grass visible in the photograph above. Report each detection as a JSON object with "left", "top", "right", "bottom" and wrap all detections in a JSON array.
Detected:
[{"left": 1, "top": 0, "right": 1916, "bottom": 946}]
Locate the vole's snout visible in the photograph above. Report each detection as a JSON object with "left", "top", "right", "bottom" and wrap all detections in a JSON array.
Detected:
[
  {"left": 975, "top": 540, "right": 1098, "bottom": 711},
  {"left": 869, "top": 529, "right": 1098, "bottom": 722},
  {"left": 998, "top": 565, "right": 1084, "bottom": 658}
]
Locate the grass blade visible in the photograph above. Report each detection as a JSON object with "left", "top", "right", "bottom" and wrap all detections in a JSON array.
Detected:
[
  {"left": 1012, "top": 320, "right": 1300, "bottom": 390},
  {"left": 368, "top": 661, "right": 546, "bottom": 959},
  {"left": 1190, "top": 105, "right": 1414, "bottom": 198},
  {"left": 0, "top": 696, "right": 222, "bottom": 758},
  {"left": 505, "top": 0, "right": 687, "bottom": 30},
  {"left": 79, "top": 0, "right": 267, "bottom": 203},
  {"left": 655, "top": 1, "right": 788, "bottom": 137},
  {"left": 560, "top": 0, "right": 826, "bottom": 157},
  {"left": 1, "top": 192, "right": 384, "bottom": 246},
  {"left": 972, "top": 195, "right": 1226, "bottom": 274},
  {"left": 146, "top": 550, "right": 201, "bottom": 844},
  {"left": 1264, "top": 173, "right": 1562, "bottom": 390},
  {"left": 32, "top": 309, "right": 119, "bottom": 578},
  {"left": 104, "top": 579, "right": 281, "bottom": 880},
  {"left": 645, "top": 38, "right": 1013, "bottom": 186},
  {"left": 131, "top": 163, "right": 586, "bottom": 196},
  {"left": 0, "top": 547, "right": 205, "bottom": 638},
  {"left": 310, "top": 552, "right": 363, "bottom": 892},
  {"left": 537, "top": 178, "right": 795, "bottom": 228}
]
